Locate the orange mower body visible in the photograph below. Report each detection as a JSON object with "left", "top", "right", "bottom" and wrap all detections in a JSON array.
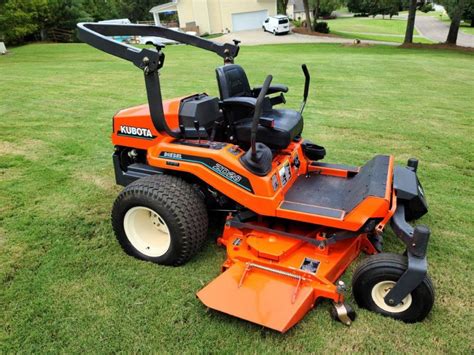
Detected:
[{"left": 77, "top": 22, "right": 435, "bottom": 332}]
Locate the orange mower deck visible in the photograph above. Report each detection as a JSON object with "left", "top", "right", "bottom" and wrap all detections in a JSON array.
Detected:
[{"left": 198, "top": 221, "right": 378, "bottom": 332}]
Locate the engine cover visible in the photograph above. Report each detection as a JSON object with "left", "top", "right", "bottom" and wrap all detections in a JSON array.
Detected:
[{"left": 179, "top": 94, "right": 220, "bottom": 130}]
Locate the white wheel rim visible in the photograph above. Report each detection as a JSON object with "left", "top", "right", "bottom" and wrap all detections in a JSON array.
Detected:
[
  {"left": 123, "top": 206, "right": 171, "bottom": 257},
  {"left": 371, "top": 281, "right": 412, "bottom": 313}
]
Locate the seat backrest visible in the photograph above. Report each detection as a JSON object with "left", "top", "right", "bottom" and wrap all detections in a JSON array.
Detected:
[{"left": 215, "top": 64, "right": 252, "bottom": 99}]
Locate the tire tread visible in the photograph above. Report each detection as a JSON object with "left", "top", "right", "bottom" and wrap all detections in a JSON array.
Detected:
[{"left": 111, "top": 174, "right": 208, "bottom": 266}]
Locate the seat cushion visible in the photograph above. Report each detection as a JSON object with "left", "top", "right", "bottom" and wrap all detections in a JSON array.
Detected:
[{"left": 234, "top": 109, "right": 304, "bottom": 149}]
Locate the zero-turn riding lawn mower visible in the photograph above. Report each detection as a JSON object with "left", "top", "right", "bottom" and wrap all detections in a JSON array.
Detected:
[{"left": 77, "top": 23, "right": 434, "bottom": 332}]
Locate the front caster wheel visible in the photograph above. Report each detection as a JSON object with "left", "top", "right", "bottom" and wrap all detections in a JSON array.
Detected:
[
  {"left": 111, "top": 174, "right": 208, "bottom": 266},
  {"left": 352, "top": 253, "right": 434, "bottom": 323},
  {"left": 329, "top": 302, "right": 356, "bottom": 326}
]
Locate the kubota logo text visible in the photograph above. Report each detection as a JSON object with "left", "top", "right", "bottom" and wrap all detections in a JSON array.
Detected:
[{"left": 118, "top": 125, "right": 155, "bottom": 139}]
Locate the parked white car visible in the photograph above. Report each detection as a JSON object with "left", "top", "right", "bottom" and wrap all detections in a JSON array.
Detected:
[{"left": 262, "top": 15, "right": 290, "bottom": 35}]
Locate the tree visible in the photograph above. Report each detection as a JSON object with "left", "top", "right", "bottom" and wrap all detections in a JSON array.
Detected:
[
  {"left": 347, "top": 0, "right": 373, "bottom": 15},
  {"left": 463, "top": 1, "right": 474, "bottom": 26},
  {"left": 404, "top": 0, "right": 418, "bottom": 43},
  {"left": 311, "top": 0, "right": 320, "bottom": 25},
  {"left": 348, "top": 0, "right": 400, "bottom": 17},
  {"left": 83, "top": 0, "right": 120, "bottom": 21},
  {"left": 302, "top": 0, "right": 313, "bottom": 30},
  {"left": 309, "top": 0, "right": 343, "bottom": 28},
  {"left": 376, "top": 0, "right": 400, "bottom": 18},
  {"left": 116, "top": 0, "right": 163, "bottom": 22},
  {"left": 277, "top": 0, "right": 289, "bottom": 15},
  {"left": 319, "top": 0, "right": 345, "bottom": 16},
  {"left": 440, "top": 0, "right": 471, "bottom": 44},
  {"left": 0, "top": 0, "right": 49, "bottom": 43}
]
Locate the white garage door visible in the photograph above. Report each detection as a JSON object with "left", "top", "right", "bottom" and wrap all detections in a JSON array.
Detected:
[{"left": 232, "top": 10, "right": 268, "bottom": 32}]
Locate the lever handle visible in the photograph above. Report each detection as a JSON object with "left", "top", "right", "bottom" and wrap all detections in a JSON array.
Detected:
[
  {"left": 302, "top": 64, "right": 310, "bottom": 102},
  {"left": 300, "top": 64, "right": 311, "bottom": 114},
  {"left": 250, "top": 75, "right": 273, "bottom": 160}
]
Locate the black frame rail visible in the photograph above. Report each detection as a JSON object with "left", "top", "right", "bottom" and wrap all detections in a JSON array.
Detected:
[{"left": 76, "top": 22, "right": 240, "bottom": 137}]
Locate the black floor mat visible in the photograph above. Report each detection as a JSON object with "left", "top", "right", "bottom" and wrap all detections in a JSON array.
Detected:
[{"left": 282, "top": 155, "right": 390, "bottom": 218}]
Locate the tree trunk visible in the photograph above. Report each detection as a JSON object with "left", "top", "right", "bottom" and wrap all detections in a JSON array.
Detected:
[
  {"left": 446, "top": 0, "right": 465, "bottom": 45},
  {"left": 312, "top": 0, "right": 320, "bottom": 29},
  {"left": 404, "top": 0, "right": 417, "bottom": 44},
  {"left": 303, "top": 0, "right": 313, "bottom": 31},
  {"left": 446, "top": 18, "right": 461, "bottom": 44},
  {"left": 279, "top": 0, "right": 289, "bottom": 15}
]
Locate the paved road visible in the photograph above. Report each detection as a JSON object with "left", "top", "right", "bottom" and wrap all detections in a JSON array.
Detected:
[
  {"left": 214, "top": 29, "right": 397, "bottom": 46},
  {"left": 415, "top": 15, "right": 474, "bottom": 47}
]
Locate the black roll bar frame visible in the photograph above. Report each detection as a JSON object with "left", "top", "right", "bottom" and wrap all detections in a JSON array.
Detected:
[{"left": 76, "top": 22, "right": 240, "bottom": 137}]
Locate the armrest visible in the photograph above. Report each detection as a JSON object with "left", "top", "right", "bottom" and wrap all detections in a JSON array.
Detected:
[
  {"left": 252, "top": 84, "right": 288, "bottom": 96},
  {"left": 221, "top": 97, "right": 257, "bottom": 109}
]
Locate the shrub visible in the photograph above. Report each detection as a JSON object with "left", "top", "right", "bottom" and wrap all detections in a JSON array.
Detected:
[
  {"left": 292, "top": 19, "right": 302, "bottom": 27},
  {"left": 314, "top": 21, "right": 330, "bottom": 33},
  {"left": 420, "top": 3, "right": 434, "bottom": 12}
]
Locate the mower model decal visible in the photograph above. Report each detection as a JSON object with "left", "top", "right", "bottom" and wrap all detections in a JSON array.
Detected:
[
  {"left": 117, "top": 125, "right": 156, "bottom": 140},
  {"left": 271, "top": 174, "right": 279, "bottom": 191},
  {"left": 159, "top": 152, "right": 254, "bottom": 193},
  {"left": 279, "top": 162, "right": 291, "bottom": 186}
]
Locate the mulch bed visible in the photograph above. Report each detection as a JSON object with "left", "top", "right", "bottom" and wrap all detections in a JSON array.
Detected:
[{"left": 400, "top": 42, "right": 474, "bottom": 52}]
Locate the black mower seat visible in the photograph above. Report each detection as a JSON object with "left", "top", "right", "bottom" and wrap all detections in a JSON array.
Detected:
[
  {"left": 235, "top": 109, "right": 304, "bottom": 149},
  {"left": 216, "top": 64, "right": 302, "bottom": 149}
]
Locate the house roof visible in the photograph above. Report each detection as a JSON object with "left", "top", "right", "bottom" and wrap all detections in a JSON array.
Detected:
[
  {"left": 288, "top": 0, "right": 313, "bottom": 12},
  {"left": 150, "top": 1, "right": 178, "bottom": 14}
]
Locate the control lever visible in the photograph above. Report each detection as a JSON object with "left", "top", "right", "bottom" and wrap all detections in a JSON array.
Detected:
[
  {"left": 300, "top": 64, "right": 311, "bottom": 115},
  {"left": 179, "top": 124, "right": 186, "bottom": 138},
  {"left": 210, "top": 120, "right": 222, "bottom": 143},
  {"left": 193, "top": 120, "right": 201, "bottom": 144}
]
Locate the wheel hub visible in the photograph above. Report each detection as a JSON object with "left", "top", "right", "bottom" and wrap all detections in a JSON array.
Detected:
[
  {"left": 371, "top": 280, "right": 412, "bottom": 313},
  {"left": 123, "top": 206, "right": 171, "bottom": 257}
]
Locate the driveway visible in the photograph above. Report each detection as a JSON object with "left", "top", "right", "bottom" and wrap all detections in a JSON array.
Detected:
[
  {"left": 213, "top": 29, "right": 397, "bottom": 46},
  {"left": 415, "top": 15, "right": 474, "bottom": 47}
]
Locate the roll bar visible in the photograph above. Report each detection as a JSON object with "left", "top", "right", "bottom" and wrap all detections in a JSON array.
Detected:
[{"left": 76, "top": 23, "right": 240, "bottom": 137}]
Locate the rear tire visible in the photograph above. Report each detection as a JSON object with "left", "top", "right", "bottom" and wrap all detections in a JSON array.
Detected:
[
  {"left": 111, "top": 174, "right": 208, "bottom": 266},
  {"left": 352, "top": 253, "right": 434, "bottom": 323}
]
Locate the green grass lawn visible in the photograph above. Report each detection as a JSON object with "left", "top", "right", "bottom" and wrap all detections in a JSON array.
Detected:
[
  {"left": 418, "top": 10, "right": 474, "bottom": 35},
  {"left": 460, "top": 23, "right": 474, "bottom": 35},
  {"left": 326, "top": 17, "right": 433, "bottom": 43},
  {"left": 1, "top": 43, "right": 473, "bottom": 353}
]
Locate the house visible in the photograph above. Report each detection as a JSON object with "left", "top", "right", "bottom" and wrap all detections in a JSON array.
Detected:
[
  {"left": 286, "top": 0, "right": 313, "bottom": 21},
  {"left": 150, "top": 0, "right": 277, "bottom": 34}
]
